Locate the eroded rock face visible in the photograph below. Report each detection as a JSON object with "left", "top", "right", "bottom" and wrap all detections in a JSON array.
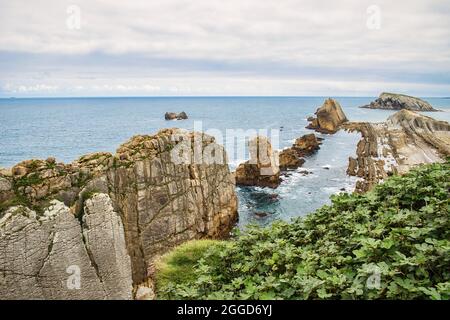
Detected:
[
  {"left": 343, "top": 109, "right": 450, "bottom": 192},
  {"left": 0, "top": 128, "right": 238, "bottom": 298},
  {"left": 292, "top": 133, "right": 322, "bottom": 157},
  {"left": 361, "top": 92, "right": 438, "bottom": 112},
  {"left": 306, "top": 98, "right": 348, "bottom": 133},
  {"left": 279, "top": 148, "right": 305, "bottom": 171},
  {"left": 277, "top": 134, "right": 321, "bottom": 172},
  {"left": 235, "top": 136, "right": 280, "bottom": 188},
  {"left": 0, "top": 194, "right": 133, "bottom": 299}
]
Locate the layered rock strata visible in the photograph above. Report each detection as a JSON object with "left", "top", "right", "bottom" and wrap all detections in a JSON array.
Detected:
[
  {"left": 0, "top": 128, "right": 238, "bottom": 299},
  {"left": 361, "top": 92, "right": 438, "bottom": 112},
  {"left": 343, "top": 110, "right": 450, "bottom": 192}
]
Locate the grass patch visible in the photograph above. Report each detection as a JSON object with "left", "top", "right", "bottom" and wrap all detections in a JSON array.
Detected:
[{"left": 155, "top": 239, "right": 223, "bottom": 299}]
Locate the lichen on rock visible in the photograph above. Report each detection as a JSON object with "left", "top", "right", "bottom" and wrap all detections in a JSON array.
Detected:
[{"left": 0, "top": 128, "right": 238, "bottom": 299}]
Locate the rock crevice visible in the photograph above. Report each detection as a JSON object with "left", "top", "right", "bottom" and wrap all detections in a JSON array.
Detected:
[{"left": 0, "top": 128, "right": 238, "bottom": 299}]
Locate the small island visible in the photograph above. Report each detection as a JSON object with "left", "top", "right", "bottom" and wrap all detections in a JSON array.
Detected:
[{"left": 360, "top": 92, "right": 438, "bottom": 112}]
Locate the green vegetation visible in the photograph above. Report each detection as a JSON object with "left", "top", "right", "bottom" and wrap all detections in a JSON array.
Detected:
[
  {"left": 156, "top": 162, "right": 450, "bottom": 300},
  {"left": 155, "top": 239, "right": 223, "bottom": 298},
  {"left": 14, "top": 172, "right": 43, "bottom": 188},
  {"left": 0, "top": 193, "right": 31, "bottom": 216}
]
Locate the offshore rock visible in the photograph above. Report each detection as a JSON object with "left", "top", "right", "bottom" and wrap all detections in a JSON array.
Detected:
[
  {"left": 292, "top": 133, "right": 322, "bottom": 157},
  {"left": 235, "top": 136, "right": 280, "bottom": 188},
  {"left": 360, "top": 92, "right": 438, "bottom": 112},
  {"left": 306, "top": 98, "right": 348, "bottom": 134},
  {"left": 165, "top": 111, "right": 188, "bottom": 120},
  {"left": 279, "top": 148, "right": 305, "bottom": 171}
]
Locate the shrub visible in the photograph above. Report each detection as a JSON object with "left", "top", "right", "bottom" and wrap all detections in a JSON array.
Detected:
[{"left": 156, "top": 161, "right": 450, "bottom": 300}]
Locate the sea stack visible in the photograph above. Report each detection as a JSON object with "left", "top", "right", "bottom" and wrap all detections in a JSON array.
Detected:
[
  {"left": 235, "top": 136, "right": 280, "bottom": 188},
  {"left": 306, "top": 98, "right": 348, "bottom": 133},
  {"left": 361, "top": 92, "right": 438, "bottom": 111}
]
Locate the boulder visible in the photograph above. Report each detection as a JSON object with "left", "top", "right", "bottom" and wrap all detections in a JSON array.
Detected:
[
  {"left": 235, "top": 136, "right": 280, "bottom": 188},
  {"left": 306, "top": 98, "right": 348, "bottom": 133},
  {"left": 361, "top": 92, "right": 438, "bottom": 112}
]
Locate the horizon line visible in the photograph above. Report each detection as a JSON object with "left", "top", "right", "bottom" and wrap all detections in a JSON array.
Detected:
[{"left": 1, "top": 94, "right": 449, "bottom": 100}]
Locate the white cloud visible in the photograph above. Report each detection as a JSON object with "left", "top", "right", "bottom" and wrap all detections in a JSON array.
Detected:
[{"left": 0, "top": 0, "right": 449, "bottom": 96}]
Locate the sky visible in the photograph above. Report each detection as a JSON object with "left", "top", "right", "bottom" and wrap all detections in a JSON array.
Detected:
[{"left": 0, "top": 0, "right": 449, "bottom": 97}]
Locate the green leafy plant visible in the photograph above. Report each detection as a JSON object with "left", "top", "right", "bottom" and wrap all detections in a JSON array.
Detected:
[{"left": 156, "top": 161, "right": 450, "bottom": 300}]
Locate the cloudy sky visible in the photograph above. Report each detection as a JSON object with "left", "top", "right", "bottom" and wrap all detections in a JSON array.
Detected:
[{"left": 0, "top": 0, "right": 449, "bottom": 97}]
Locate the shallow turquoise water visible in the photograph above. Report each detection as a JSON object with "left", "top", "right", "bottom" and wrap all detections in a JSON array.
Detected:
[{"left": 1, "top": 96, "right": 449, "bottom": 227}]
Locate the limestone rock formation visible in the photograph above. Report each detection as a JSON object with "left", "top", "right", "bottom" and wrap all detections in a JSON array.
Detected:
[
  {"left": 0, "top": 128, "right": 238, "bottom": 299},
  {"left": 235, "top": 136, "right": 280, "bottom": 188},
  {"left": 277, "top": 133, "right": 322, "bottom": 172},
  {"left": 292, "top": 133, "right": 322, "bottom": 157},
  {"left": 343, "top": 109, "right": 450, "bottom": 192},
  {"left": 361, "top": 92, "right": 438, "bottom": 112},
  {"left": 306, "top": 98, "right": 348, "bottom": 133},
  {"left": 0, "top": 194, "right": 133, "bottom": 299},
  {"left": 279, "top": 148, "right": 305, "bottom": 171},
  {"left": 165, "top": 111, "right": 188, "bottom": 120}
]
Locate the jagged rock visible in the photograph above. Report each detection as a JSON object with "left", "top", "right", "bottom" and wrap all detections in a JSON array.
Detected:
[
  {"left": 293, "top": 133, "right": 322, "bottom": 156},
  {"left": 279, "top": 148, "right": 305, "bottom": 171},
  {"left": 347, "top": 157, "right": 358, "bottom": 176},
  {"left": 235, "top": 136, "right": 280, "bottom": 188},
  {"left": 0, "top": 195, "right": 133, "bottom": 299},
  {"left": 343, "top": 109, "right": 450, "bottom": 192},
  {"left": 165, "top": 111, "right": 188, "bottom": 120},
  {"left": 306, "top": 98, "right": 348, "bottom": 133},
  {"left": 0, "top": 128, "right": 238, "bottom": 299},
  {"left": 361, "top": 92, "right": 438, "bottom": 112}
]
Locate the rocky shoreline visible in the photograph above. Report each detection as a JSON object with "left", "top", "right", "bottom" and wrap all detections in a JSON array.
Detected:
[
  {"left": 1, "top": 97, "right": 449, "bottom": 299},
  {"left": 343, "top": 109, "right": 450, "bottom": 192}
]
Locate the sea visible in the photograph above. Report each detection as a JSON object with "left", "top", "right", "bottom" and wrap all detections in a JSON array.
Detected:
[{"left": 1, "top": 96, "right": 449, "bottom": 228}]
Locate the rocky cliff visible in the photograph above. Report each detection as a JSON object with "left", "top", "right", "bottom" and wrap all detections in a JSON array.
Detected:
[
  {"left": 0, "top": 128, "right": 238, "bottom": 299},
  {"left": 343, "top": 109, "right": 450, "bottom": 192},
  {"left": 361, "top": 92, "right": 438, "bottom": 111},
  {"left": 306, "top": 98, "right": 348, "bottom": 133},
  {"left": 0, "top": 194, "right": 133, "bottom": 299}
]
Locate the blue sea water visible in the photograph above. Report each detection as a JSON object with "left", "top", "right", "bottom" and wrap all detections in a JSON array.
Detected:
[{"left": 1, "top": 96, "right": 449, "bottom": 227}]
